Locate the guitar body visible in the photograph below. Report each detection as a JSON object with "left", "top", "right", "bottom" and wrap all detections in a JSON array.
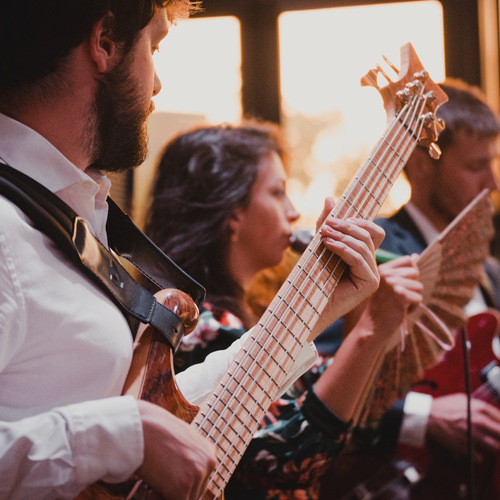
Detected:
[
  {"left": 413, "top": 309, "right": 500, "bottom": 397},
  {"left": 76, "top": 290, "right": 202, "bottom": 500},
  {"left": 399, "top": 308, "right": 500, "bottom": 500}
]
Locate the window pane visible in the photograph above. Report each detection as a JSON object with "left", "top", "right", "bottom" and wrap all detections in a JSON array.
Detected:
[
  {"left": 153, "top": 16, "right": 242, "bottom": 124},
  {"left": 133, "top": 16, "right": 242, "bottom": 226},
  {"left": 279, "top": 1, "right": 445, "bottom": 227}
]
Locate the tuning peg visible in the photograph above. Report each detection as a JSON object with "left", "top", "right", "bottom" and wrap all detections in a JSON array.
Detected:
[
  {"left": 397, "top": 88, "right": 412, "bottom": 104},
  {"left": 436, "top": 117, "right": 446, "bottom": 133},
  {"left": 424, "top": 90, "right": 438, "bottom": 104},
  {"left": 428, "top": 142, "right": 442, "bottom": 160},
  {"left": 406, "top": 79, "right": 424, "bottom": 95},
  {"left": 382, "top": 54, "right": 399, "bottom": 75},
  {"left": 360, "top": 68, "right": 380, "bottom": 89},
  {"left": 413, "top": 70, "right": 429, "bottom": 83}
]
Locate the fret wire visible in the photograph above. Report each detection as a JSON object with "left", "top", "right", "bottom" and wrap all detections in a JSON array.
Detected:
[
  {"left": 355, "top": 104, "right": 417, "bottom": 218},
  {"left": 341, "top": 104, "right": 417, "bottom": 220},
  {"left": 225, "top": 359, "right": 279, "bottom": 402},
  {"left": 352, "top": 102, "right": 421, "bottom": 220},
  {"left": 333, "top": 109, "right": 411, "bottom": 219},
  {"left": 205, "top": 90, "right": 428, "bottom": 446},
  {"left": 206, "top": 333, "right": 306, "bottom": 479},
  {"left": 213, "top": 340, "right": 292, "bottom": 414},
  {"left": 274, "top": 293, "right": 318, "bottom": 321},
  {"left": 207, "top": 395, "right": 266, "bottom": 452},
  {"left": 336, "top": 90, "right": 426, "bottom": 222},
  {"left": 201, "top": 88, "right": 432, "bottom": 494}
]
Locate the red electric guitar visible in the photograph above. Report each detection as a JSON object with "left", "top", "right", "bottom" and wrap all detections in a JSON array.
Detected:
[
  {"left": 320, "top": 308, "right": 500, "bottom": 500},
  {"left": 403, "top": 308, "right": 500, "bottom": 500}
]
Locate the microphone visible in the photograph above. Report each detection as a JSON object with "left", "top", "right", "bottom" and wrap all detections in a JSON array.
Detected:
[{"left": 289, "top": 227, "right": 315, "bottom": 254}]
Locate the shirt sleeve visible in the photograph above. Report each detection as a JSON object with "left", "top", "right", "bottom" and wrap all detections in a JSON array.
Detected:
[
  {"left": 226, "top": 387, "right": 350, "bottom": 496},
  {"left": 398, "top": 391, "right": 433, "bottom": 447},
  {"left": 176, "top": 328, "right": 317, "bottom": 406},
  {"left": 0, "top": 395, "right": 143, "bottom": 500}
]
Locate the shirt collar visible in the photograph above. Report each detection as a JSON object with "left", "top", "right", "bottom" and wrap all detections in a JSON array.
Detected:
[
  {"left": 404, "top": 201, "right": 440, "bottom": 245},
  {"left": 0, "top": 113, "right": 111, "bottom": 243}
]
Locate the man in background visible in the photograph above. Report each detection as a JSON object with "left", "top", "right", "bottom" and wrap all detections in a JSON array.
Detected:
[{"left": 321, "top": 79, "right": 500, "bottom": 500}]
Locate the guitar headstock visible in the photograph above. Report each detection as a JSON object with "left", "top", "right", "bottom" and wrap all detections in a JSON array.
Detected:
[{"left": 361, "top": 42, "right": 448, "bottom": 159}]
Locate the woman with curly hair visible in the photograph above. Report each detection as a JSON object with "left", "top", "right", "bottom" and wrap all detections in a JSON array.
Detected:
[{"left": 145, "top": 120, "right": 422, "bottom": 499}]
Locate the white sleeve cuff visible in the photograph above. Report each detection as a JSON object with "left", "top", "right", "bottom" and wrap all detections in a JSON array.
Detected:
[
  {"left": 60, "top": 395, "right": 143, "bottom": 485},
  {"left": 277, "top": 342, "right": 317, "bottom": 397},
  {"left": 176, "top": 328, "right": 318, "bottom": 405},
  {"left": 0, "top": 396, "right": 143, "bottom": 500},
  {"left": 399, "top": 391, "right": 433, "bottom": 447}
]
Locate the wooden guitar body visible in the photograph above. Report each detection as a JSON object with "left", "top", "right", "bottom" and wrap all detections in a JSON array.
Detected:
[{"left": 76, "top": 290, "right": 202, "bottom": 500}]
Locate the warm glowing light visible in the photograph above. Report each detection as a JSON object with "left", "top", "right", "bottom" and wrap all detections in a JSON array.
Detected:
[
  {"left": 141, "top": 4, "right": 446, "bottom": 226},
  {"left": 153, "top": 16, "right": 242, "bottom": 124},
  {"left": 280, "top": 2, "right": 445, "bottom": 117},
  {"left": 279, "top": 1, "right": 446, "bottom": 220}
]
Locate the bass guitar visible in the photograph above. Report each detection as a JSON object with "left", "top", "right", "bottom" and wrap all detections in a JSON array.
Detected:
[{"left": 78, "top": 42, "right": 447, "bottom": 500}]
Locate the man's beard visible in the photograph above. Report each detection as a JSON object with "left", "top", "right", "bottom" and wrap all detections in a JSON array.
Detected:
[{"left": 87, "top": 59, "right": 152, "bottom": 173}]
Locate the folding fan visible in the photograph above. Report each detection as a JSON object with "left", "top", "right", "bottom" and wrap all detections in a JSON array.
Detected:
[{"left": 352, "top": 189, "right": 495, "bottom": 425}]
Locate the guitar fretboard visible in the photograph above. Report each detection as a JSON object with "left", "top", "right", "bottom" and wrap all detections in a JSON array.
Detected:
[{"left": 194, "top": 82, "right": 438, "bottom": 499}]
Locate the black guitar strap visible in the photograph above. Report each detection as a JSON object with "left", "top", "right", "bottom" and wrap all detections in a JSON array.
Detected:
[{"left": 0, "top": 163, "right": 205, "bottom": 351}]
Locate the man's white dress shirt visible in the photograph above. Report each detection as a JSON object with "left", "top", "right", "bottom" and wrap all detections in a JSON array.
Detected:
[{"left": 0, "top": 114, "right": 316, "bottom": 499}]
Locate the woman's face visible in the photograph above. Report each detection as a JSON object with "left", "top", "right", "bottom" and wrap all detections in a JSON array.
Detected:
[{"left": 230, "top": 151, "right": 300, "bottom": 281}]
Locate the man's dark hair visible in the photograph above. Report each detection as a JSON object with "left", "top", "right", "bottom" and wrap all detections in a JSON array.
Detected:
[
  {"left": 0, "top": 1, "right": 197, "bottom": 96},
  {"left": 435, "top": 78, "right": 500, "bottom": 152}
]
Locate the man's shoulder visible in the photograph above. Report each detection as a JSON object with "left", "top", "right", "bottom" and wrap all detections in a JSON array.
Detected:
[{"left": 375, "top": 206, "right": 426, "bottom": 254}]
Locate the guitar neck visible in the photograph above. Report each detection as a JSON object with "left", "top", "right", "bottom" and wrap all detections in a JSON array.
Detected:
[
  {"left": 193, "top": 45, "right": 448, "bottom": 499},
  {"left": 194, "top": 110, "right": 424, "bottom": 500}
]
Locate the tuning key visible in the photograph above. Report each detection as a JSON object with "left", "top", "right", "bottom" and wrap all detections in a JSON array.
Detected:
[
  {"left": 360, "top": 68, "right": 380, "bottom": 89},
  {"left": 428, "top": 142, "right": 442, "bottom": 160}
]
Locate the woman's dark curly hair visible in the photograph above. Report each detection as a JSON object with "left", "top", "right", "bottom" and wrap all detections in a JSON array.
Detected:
[
  {"left": 433, "top": 78, "right": 500, "bottom": 152},
  {"left": 145, "top": 120, "right": 288, "bottom": 323}
]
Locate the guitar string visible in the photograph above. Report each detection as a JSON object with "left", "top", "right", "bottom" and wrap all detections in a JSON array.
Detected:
[
  {"left": 204, "top": 96, "right": 428, "bottom": 494},
  {"left": 338, "top": 97, "right": 429, "bottom": 425},
  {"left": 473, "top": 370, "right": 500, "bottom": 404},
  {"left": 202, "top": 86, "right": 431, "bottom": 493},
  {"left": 203, "top": 91, "right": 428, "bottom": 494}
]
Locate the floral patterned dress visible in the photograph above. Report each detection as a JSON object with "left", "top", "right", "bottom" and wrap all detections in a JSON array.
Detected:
[{"left": 174, "top": 303, "right": 351, "bottom": 500}]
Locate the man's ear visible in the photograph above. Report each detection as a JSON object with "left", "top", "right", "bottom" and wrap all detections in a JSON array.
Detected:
[
  {"left": 405, "top": 146, "right": 434, "bottom": 183},
  {"left": 88, "top": 13, "right": 118, "bottom": 73}
]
